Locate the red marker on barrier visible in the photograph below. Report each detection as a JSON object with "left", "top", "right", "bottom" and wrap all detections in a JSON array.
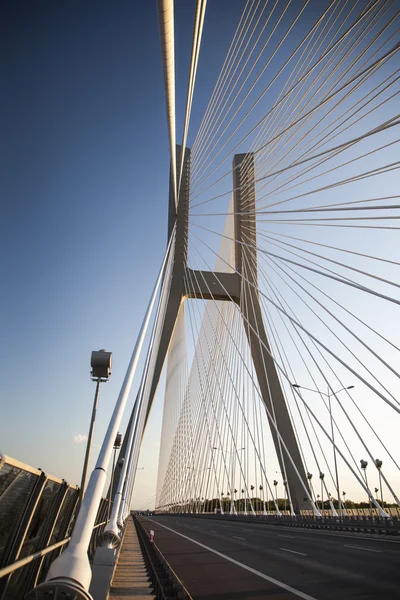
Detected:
[{"left": 149, "top": 529, "right": 155, "bottom": 543}]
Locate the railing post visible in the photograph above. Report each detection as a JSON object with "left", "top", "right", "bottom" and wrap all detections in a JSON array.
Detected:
[
  {"left": 23, "top": 481, "right": 69, "bottom": 593},
  {"left": 0, "top": 471, "right": 48, "bottom": 600}
]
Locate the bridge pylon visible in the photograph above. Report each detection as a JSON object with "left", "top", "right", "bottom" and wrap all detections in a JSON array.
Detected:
[{"left": 134, "top": 145, "right": 311, "bottom": 513}]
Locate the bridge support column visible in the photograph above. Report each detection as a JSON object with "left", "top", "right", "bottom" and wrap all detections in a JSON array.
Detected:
[
  {"left": 124, "top": 146, "right": 311, "bottom": 514},
  {"left": 232, "top": 153, "right": 310, "bottom": 513}
]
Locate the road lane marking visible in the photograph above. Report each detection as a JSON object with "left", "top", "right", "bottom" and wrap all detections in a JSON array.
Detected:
[
  {"left": 232, "top": 535, "right": 246, "bottom": 540},
  {"left": 344, "top": 545, "right": 382, "bottom": 553},
  {"left": 146, "top": 518, "right": 319, "bottom": 600},
  {"left": 280, "top": 547, "right": 307, "bottom": 556},
  {"left": 279, "top": 535, "right": 295, "bottom": 539},
  {"left": 209, "top": 530, "right": 217, "bottom": 533},
  {"left": 180, "top": 518, "right": 400, "bottom": 544}
]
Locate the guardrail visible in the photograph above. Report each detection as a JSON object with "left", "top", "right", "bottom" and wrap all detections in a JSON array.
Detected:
[
  {"left": 133, "top": 515, "right": 192, "bottom": 600},
  {"left": 0, "top": 454, "right": 109, "bottom": 599},
  {"left": 156, "top": 512, "right": 400, "bottom": 536}
]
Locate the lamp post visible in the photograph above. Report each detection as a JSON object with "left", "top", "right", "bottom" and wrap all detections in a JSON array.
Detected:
[
  {"left": 273, "top": 480, "right": 278, "bottom": 513},
  {"left": 375, "top": 459, "right": 384, "bottom": 508},
  {"left": 360, "top": 460, "right": 373, "bottom": 517},
  {"left": 79, "top": 350, "right": 112, "bottom": 506},
  {"left": 307, "top": 472, "right": 316, "bottom": 513},
  {"left": 259, "top": 485, "right": 266, "bottom": 515},
  {"left": 292, "top": 383, "right": 354, "bottom": 516},
  {"left": 319, "top": 472, "right": 325, "bottom": 516},
  {"left": 249, "top": 484, "right": 254, "bottom": 515},
  {"left": 282, "top": 481, "right": 287, "bottom": 514}
]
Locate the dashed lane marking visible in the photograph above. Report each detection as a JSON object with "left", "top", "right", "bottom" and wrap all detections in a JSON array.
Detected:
[
  {"left": 280, "top": 547, "right": 307, "bottom": 556},
  {"left": 146, "top": 518, "right": 319, "bottom": 600},
  {"left": 344, "top": 545, "right": 382, "bottom": 553}
]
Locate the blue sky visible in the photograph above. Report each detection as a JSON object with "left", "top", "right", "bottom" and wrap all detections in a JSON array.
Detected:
[
  {"left": 1, "top": 0, "right": 246, "bottom": 507},
  {"left": 2, "top": 1, "right": 399, "bottom": 510}
]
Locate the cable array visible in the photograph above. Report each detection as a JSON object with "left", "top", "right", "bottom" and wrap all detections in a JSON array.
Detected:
[{"left": 154, "top": 0, "right": 400, "bottom": 516}]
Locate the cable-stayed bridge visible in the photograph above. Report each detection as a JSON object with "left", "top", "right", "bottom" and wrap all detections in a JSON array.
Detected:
[{"left": 1, "top": 0, "right": 400, "bottom": 598}]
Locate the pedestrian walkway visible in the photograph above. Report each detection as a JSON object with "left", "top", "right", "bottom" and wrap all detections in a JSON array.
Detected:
[{"left": 108, "top": 518, "right": 155, "bottom": 600}]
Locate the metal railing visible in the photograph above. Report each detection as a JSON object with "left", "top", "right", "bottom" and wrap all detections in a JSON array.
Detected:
[{"left": 0, "top": 455, "right": 108, "bottom": 599}]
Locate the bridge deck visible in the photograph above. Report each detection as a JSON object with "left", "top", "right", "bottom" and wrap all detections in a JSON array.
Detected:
[
  {"left": 108, "top": 519, "right": 155, "bottom": 600},
  {"left": 137, "top": 516, "right": 300, "bottom": 600},
  {"left": 138, "top": 515, "right": 400, "bottom": 600}
]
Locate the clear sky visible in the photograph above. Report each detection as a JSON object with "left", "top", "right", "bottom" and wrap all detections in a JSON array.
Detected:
[
  {"left": 2, "top": 1, "right": 399, "bottom": 511},
  {"left": 1, "top": 0, "right": 246, "bottom": 508}
]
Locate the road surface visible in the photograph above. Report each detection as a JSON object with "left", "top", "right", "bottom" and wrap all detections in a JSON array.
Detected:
[{"left": 138, "top": 515, "right": 400, "bottom": 600}]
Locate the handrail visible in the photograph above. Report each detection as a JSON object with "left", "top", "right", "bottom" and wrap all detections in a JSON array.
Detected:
[
  {"left": 1, "top": 455, "right": 78, "bottom": 488},
  {"left": 0, "top": 521, "right": 109, "bottom": 580},
  {"left": 0, "top": 538, "right": 70, "bottom": 579},
  {"left": 92, "top": 520, "right": 107, "bottom": 530}
]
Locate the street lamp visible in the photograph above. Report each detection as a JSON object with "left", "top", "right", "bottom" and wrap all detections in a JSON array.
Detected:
[
  {"left": 319, "top": 472, "right": 325, "bottom": 515},
  {"left": 79, "top": 349, "right": 112, "bottom": 505},
  {"left": 273, "top": 480, "right": 278, "bottom": 513},
  {"left": 375, "top": 459, "right": 384, "bottom": 508},
  {"left": 306, "top": 472, "right": 316, "bottom": 508},
  {"left": 259, "top": 485, "right": 266, "bottom": 515},
  {"left": 360, "top": 459, "right": 373, "bottom": 516},
  {"left": 283, "top": 480, "right": 289, "bottom": 514},
  {"left": 292, "top": 383, "right": 354, "bottom": 516}
]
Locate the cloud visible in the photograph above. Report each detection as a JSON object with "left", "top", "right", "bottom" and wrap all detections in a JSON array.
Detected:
[{"left": 73, "top": 434, "right": 88, "bottom": 444}]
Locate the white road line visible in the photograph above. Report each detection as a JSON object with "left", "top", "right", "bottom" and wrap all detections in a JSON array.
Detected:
[
  {"left": 344, "top": 545, "right": 382, "bottom": 553},
  {"left": 280, "top": 547, "right": 307, "bottom": 556},
  {"left": 209, "top": 530, "right": 217, "bottom": 533},
  {"left": 279, "top": 535, "right": 295, "bottom": 539},
  {"left": 146, "top": 518, "right": 319, "bottom": 600},
  {"left": 232, "top": 535, "right": 246, "bottom": 540},
  {"left": 195, "top": 519, "right": 400, "bottom": 544}
]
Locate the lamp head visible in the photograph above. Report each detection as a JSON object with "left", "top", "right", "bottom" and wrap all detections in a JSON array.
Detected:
[{"left": 91, "top": 349, "right": 112, "bottom": 381}]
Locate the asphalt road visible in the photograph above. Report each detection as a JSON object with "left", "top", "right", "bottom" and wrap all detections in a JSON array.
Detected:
[{"left": 139, "top": 515, "right": 400, "bottom": 600}]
